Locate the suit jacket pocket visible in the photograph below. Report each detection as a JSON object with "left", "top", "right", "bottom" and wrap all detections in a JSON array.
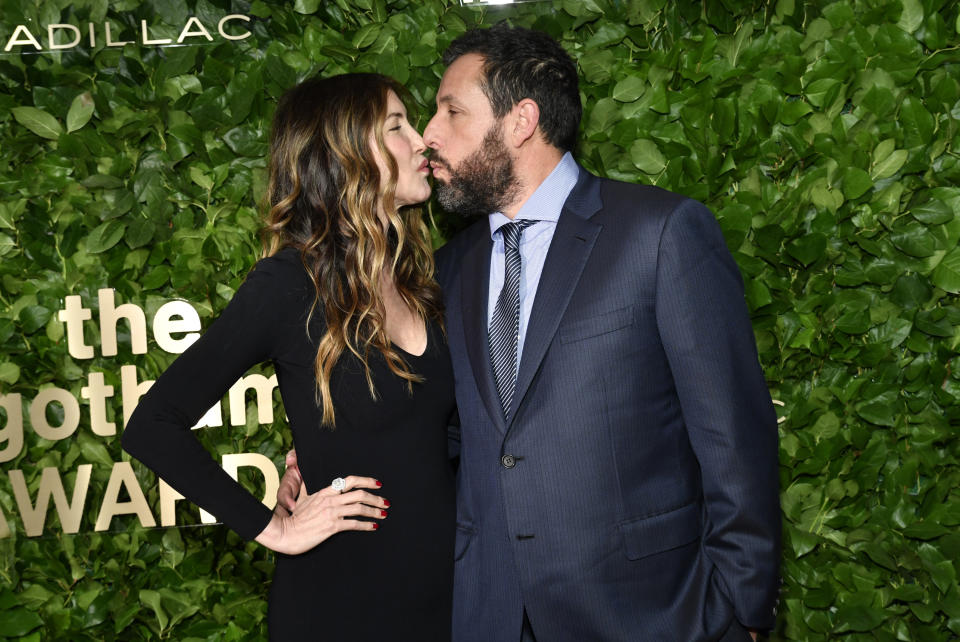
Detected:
[
  {"left": 454, "top": 522, "right": 477, "bottom": 561},
  {"left": 619, "top": 501, "right": 701, "bottom": 561},
  {"left": 559, "top": 305, "right": 634, "bottom": 343}
]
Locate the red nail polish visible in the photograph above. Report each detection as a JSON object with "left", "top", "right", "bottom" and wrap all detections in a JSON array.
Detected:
[
  {"left": 372, "top": 523, "right": 379, "bottom": 530},
  {"left": 375, "top": 480, "right": 382, "bottom": 487},
  {"left": 383, "top": 500, "right": 391, "bottom": 507},
  {"left": 381, "top": 510, "right": 388, "bottom": 517}
]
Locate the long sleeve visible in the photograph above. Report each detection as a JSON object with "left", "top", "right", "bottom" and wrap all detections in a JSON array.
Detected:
[
  {"left": 654, "top": 198, "right": 781, "bottom": 629},
  {"left": 122, "top": 258, "right": 288, "bottom": 540}
]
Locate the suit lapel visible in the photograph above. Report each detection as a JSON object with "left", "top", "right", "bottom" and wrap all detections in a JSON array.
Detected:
[
  {"left": 507, "top": 171, "right": 603, "bottom": 427},
  {"left": 459, "top": 226, "right": 509, "bottom": 433}
]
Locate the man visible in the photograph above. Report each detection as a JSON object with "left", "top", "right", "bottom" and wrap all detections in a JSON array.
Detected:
[{"left": 281, "top": 25, "right": 780, "bottom": 641}]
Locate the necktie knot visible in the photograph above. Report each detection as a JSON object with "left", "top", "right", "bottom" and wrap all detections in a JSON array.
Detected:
[{"left": 499, "top": 219, "right": 536, "bottom": 252}]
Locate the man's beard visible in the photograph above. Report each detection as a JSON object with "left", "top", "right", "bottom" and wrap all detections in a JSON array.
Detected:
[{"left": 433, "top": 123, "right": 521, "bottom": 217}]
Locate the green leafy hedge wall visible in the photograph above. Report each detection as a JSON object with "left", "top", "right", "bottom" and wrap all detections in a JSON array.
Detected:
[{"left": 1, "top": 0, "right": 958, "bottom": 639}]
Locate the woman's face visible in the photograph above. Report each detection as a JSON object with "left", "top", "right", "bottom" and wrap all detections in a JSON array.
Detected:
[{"left": 371, "top": 90, "right": 431, "bottom": 210}]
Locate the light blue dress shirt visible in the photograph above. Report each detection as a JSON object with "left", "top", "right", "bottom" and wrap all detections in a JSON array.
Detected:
[{"left": 487, "top": 152, "right": 580, "bottom": 362}]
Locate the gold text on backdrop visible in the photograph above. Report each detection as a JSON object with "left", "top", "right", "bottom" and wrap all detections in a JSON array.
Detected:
[
  {"left": 2, "top": 14, "right": 250, "bottom": 52},
  {"left": 0, "top": 288, "right": 283, "bottom": 538}
]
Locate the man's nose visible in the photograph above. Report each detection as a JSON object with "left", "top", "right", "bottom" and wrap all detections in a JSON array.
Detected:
[{"left": 422, "top": 113, "right": 439, "bottom": 149}]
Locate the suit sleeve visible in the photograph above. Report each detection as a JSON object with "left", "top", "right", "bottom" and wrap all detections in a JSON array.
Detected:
[
  {"left": 654, "top": 198, "right": 780, "bottom": 629},
  {"left": 121, "top": 261, "right": 285, "bottom": 541},
  {"left": 434, "top": 243, "right": 463, "bottom": 463}
]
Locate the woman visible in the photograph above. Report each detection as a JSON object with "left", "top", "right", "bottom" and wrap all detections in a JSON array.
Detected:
[{"left": 122, "top": 74, "right": 455, "bottom": 640}]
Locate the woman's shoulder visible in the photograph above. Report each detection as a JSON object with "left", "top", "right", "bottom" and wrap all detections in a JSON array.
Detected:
[
  {"left": 247, "top": 247, "right": 310, "bottom": 283},
  {"left": 237, "top": 247, "right": 314, "bottom": 312}
]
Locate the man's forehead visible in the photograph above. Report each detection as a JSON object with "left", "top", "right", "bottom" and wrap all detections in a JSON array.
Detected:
[{"left": 437, "top": 54, "right": 486, "bottom": 98}]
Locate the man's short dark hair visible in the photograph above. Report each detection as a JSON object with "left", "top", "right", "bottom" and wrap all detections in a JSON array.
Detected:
[{"left": 444, "top": 25, "right": 581, "bottom": 152}]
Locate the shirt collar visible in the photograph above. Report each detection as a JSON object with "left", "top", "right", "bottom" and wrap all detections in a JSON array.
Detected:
[{"left": 488, "top": 152, "right": 579, "bottom": 239}]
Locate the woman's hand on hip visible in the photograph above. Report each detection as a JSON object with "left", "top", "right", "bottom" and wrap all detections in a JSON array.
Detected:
[{"left": 256, "top": 476, "right": 388, "bottom": 555}]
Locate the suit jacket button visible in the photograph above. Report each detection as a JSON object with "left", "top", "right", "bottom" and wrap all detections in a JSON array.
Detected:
[{"left": 501, "top": 454, "right": 516, "bottom": 468}]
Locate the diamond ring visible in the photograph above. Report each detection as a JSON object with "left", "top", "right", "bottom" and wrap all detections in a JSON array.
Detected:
[{"left": 331, "top": 477, "right": 346, "bottom": 493}]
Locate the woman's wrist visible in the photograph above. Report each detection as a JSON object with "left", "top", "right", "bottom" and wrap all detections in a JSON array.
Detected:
[{"left": 255, "top": 512, "right": 287, "bottom": 552}]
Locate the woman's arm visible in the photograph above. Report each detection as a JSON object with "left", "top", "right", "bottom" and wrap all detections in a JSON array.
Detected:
[{"left": 122, "top": 257, "right": 388, "bottom": 549}]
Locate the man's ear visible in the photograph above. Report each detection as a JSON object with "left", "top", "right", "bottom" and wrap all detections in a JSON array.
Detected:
[{"left": 508, "top": 98, "right": 540, "bottom": 148}]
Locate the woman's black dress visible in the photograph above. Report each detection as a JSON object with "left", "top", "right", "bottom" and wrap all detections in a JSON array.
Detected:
[{"left": 122, "top": 247, "right": 456, "bottom": 640}]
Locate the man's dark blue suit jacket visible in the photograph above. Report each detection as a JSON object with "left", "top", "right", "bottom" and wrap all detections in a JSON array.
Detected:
[{"left": 435, "top": 168, "right": 780, "bottom": 641}]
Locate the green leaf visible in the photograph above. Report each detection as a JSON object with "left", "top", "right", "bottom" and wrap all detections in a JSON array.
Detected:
[
  {"left": 0, "top": 233, "right": 15, "bottom": 257},
  {"left": 856, "top": 400, "right": 896, "bottom": 426},
  {"left": 891, "top": 583, "right": 925, "bottom": 602},
  {"left": 19, "top": 305, "right": 52, "bottom": 334},
  {"left": 141, "top": 265, "right": 172, "bottom": 290},
  {"left": 872, "top": 148, "right": 908, "bottom": 180},
  {"left": 79, "top": 435, "right": 115, "bottom": 467},
  {"left": 293, "top": 0, "right": 319, "bottom": 13},
  {"left": 781, "top": 100, "right": 813, "bottom": 125},
  {"left": 911, "top": 199, "right": 953, "bottom": 225},
  {"left": 744, "top": 279, "right": 772, "bottom": 309},
  {"left": 932, "top": 246, "right": 960, "bottom": 293},
  {"left": 900, "top": 94, "right": 934, "bottom": 144},
  {"left": 579, "top": 49, "right": 616, "bottom": 85},
  {"left": 352, "top": 24, "right": 380, "bottom": 49},
  {"left": 809, "top": 412, "right": 841, "bottom": 441},
  {"left": 902, "top": 521, "right": 950, "bottom": 540},
  {"left": 786, "top": 233, "right": 827, "bottom": 265},
  {"left": 836, "top": 308, "right": 871, "bottom": 334},
  {"left": 133, "top": 170, "right": 165, "bottom": 207},
  {"left": 789, "top": 528, "right": 820, "bottom": 558},
  {"left": 872, "top": 138, "right": 895, "bottom": 163},
  {"left": 891, "top": 223, "right": 939, "bottom": 257},
  {"left": 66, "top": 92, "right": 95, "bottom": 133},
  {"left": 915, "top": 309, "right": 953, "bottom": 337},
  {"left": 0, "top": 362, "right": 20, "bottom": 384},
  {"left": 776, "top": 0, "right": 794, "bottom": 19},
  {"left": 647, "top": 83, "right": 669, "bottom": 114},
  {"left": 897, "top": 0, "right": 924, "bottom": 33},
  {"left": 126, "top": 218, "right": 156, "bottom": 249},
  {"left": 629, "top": 139, "right": 666, "bottom": 174},
  {"left": 11, "top": 106, "right": 63, "bottom": 140},
  {"left": 86, "top": 220, "right": 126, "bottom": 253},
  {"left": 0, "top": 203, "right": 17, "bottom": 230},
  {"left": 223, "top": 126, "right": 267, "bottom": 157},
  {"left": 810, "top": 184, "right": 844, "bottom": 213},
  {"left": 585, "top": 23, "right": 627, "bottom": 49},
  {"left": 0, "top": 608, "right": 43, "bottom": 637},
  {"left": 836, "top": 604, "right": 887, "bottom": 631},
  {"left": 82, "top": 174, "right": 124, "bottom": 189},
  {"left": 612, "top": 76, "right": 645, "bottom": 102},
  {"left": 162, "top": 528, "right": 186, "bottom": 568},
  {"left": 189, "top": 166, "right": 214, "bottom": 191},
  {"left": 585, "top": 98, "right": 619, "bottom": 136},
  {"left": 842, "top": 167, "right": 873, "bottom": 200},
  {"left": 805, "top": 78, "right": 840, "bottom": 108},
  {"left": 140, "top": 589, "right": 169, "bottom": 632}
]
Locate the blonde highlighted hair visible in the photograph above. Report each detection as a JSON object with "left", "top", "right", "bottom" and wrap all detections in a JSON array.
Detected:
[{"left": 261, "top": 73, "right": 443, "bottom": 426}]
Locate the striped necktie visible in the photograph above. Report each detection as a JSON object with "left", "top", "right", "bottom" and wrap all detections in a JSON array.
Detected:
[{"left": 489, "top": 219, "right": 536, "bottom": 416}]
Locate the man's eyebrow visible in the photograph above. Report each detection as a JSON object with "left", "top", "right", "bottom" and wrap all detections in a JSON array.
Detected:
[{"left": 436, "top": 94, "right": 455, "bottom": 105}]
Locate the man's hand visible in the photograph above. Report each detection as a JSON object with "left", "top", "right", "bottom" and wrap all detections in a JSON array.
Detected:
[{"left": 275, "top": 449, "right": 302, "bottom": 515}]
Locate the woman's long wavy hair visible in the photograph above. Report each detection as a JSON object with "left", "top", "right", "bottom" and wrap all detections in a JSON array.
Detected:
[{"left": 261, "top": 73, "right": 443, "bottom": 427}]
